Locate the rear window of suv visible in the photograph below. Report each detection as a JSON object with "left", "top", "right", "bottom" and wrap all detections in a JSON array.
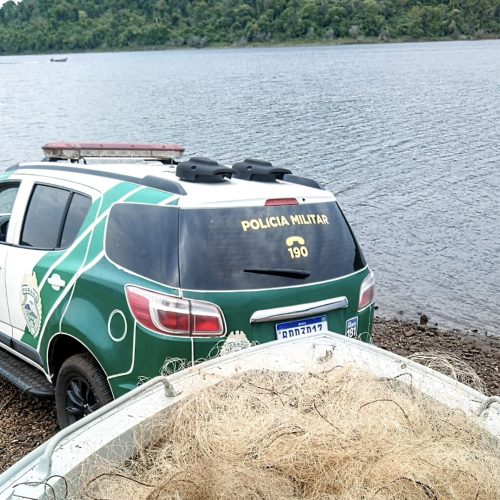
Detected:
[
  {"left": 106, "top": 201, "right": 365, "bottom": 290},
  {"left": 179, "top": 201, "right": 365, "bottom": 290}
]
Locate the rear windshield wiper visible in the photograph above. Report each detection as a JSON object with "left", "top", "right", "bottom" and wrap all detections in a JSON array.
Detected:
[{"left": 244, "top": 268, "right": 310, "bottom": 279}]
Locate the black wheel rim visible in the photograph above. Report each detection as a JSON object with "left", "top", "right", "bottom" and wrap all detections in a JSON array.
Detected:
[{"left": 65, "top": 377, "right": 99, "bottom": 423}]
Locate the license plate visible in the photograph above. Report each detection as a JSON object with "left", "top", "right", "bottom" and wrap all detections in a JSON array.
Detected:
[{"left": 275, "top": 315, "right": 328, "bottom": 340}]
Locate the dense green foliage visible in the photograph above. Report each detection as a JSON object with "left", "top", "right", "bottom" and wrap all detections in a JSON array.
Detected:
[{"left": 1, "top": 0, "right": 500, "bottom": 54}]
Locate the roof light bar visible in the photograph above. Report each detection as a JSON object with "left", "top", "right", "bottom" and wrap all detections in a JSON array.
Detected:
[{"left": 42, "top": 142, "right": 185, "bottom": 161}]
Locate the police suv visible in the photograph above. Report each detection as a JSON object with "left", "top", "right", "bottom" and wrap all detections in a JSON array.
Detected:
[{"left": 0, "top": 143, "right": 375, "bottom": 427}]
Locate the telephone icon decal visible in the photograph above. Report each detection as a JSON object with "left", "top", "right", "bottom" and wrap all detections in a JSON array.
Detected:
[{"left": 286, "top": 236, "right": 309, "bottom": 259}]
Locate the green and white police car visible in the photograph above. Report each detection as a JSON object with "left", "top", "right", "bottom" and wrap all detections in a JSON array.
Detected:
[{"left": 0, "top": 143, "right": 374, "bottom": 427}]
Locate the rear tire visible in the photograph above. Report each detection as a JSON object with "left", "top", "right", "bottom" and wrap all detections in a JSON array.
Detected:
[{"left": 55, "top": 353, "right": 113, "bottom": 428}]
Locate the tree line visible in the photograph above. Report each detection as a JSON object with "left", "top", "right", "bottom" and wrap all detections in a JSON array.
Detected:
[{"left": 1, "top": 0, "right": 500, "bottom": 54}]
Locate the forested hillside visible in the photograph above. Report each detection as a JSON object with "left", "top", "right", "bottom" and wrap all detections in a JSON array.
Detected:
[{"left": 1, "top": 0, "right": 500, "bottom": 54}]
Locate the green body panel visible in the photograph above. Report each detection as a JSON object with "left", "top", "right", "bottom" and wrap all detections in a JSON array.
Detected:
[
  {"left": 108, "top": 266, "right": 373, "bottom": 398},
  {"left": 124, "top": 188, "right": 178, "bottom": 205},
  {"left": 183, "top": 267, "right": 372, "bottom": 343},
  {"left": 49, "top": 249, "right": 372, "bottom": 398},
  {"left": 56, "top": 258, "right": 137, "bottom": 390},
  {"left": 0, "top": 171, "right": 13, "bottom": 182},
  {"left": 56, "top": 257, "right": 181, "bottom": 397},
  {"left": 30, "top": 185, "right": 176, "bottom": 382},
  {"left": 22, "top": 182, "right": 139, "bottom": 349},
  {"left": 23, "top": 183, "right": 176, "bottom": 374},
  {"left": 95, "top": 182, "right": 142, "bottom": 215}
]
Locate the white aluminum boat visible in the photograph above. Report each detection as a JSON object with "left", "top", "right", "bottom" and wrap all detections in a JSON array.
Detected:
[{"left": 1, "top": 332, "right": 499, "bottom": 499}]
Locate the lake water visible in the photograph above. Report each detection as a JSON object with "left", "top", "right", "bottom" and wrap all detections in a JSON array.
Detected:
[{"left": 0, "top": 41, "right": 499, "bottom": 334}]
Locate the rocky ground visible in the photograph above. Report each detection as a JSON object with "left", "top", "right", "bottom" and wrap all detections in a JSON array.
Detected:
[
  {"left": 0, "top": 317, "right": 499, "bottom": 474},
  {"left": 0, "top": 379, "right": 57, "bottom": 473},
  {"left": 372, "top": 316, "right": 500, "bottom": 395}
]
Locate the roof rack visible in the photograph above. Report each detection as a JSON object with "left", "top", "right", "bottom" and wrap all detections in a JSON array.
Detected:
[
  {"left": 232, "top": 159, "right": 291, "bottom": 182},
  {"left": 176, "top": 157, "right": 233, "bottom": 183},
  {"left": 42, "top": 142, "right": 185, "bottom": 163},
  {"left": 284, "top": 174, "right": 323, "bottom": 190},
  {"left": 8, "top": 164, "right": 187, "bottom": 195}
]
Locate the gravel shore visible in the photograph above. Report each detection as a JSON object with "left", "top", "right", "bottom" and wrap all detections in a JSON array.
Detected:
[
  {"left": 0, "top": 380, "right": 57, "bottom": 473},
  {"left": 372, "top": 317, "right": 500, "bottom": 395},
  {"left": 1, "top": 317, "right": 499, "bottom": 474}
]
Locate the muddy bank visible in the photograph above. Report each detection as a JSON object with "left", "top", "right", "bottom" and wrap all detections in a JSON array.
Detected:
[
  {"left": 372, "top": 317, "right": 500, "bottom": 395},
  {"left": 0, "top": 379, "right": 57, "bottom": 473},
  {"left": 0, "top": 317, "right": 498, "bottom": 474}
]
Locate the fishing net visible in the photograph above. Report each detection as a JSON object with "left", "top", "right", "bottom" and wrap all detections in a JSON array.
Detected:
[
  {"left": 408, "top": 352, "right": 487, "bottom": 393},
  {"left": 83, "top": 365, "right": 500, "bottom": 499}
]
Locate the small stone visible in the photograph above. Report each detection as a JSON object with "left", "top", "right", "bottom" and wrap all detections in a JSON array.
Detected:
[{"left": 419, "top": 314, "right": 429, "bottom": 326}]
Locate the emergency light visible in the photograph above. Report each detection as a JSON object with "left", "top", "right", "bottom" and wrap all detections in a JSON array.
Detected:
[{"left": 42, "top": 142, "right": 185, "bottom": 161}]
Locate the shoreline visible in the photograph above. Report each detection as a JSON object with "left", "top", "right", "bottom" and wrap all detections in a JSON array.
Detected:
[
  {"left": 0, "top": 317, "right": 498, "bottom": 473},
  {"left": 1, "top": 35, "right": 500, "bottom": 58},
  {"left": 372, "top": 317, "right": 500, "bottom": 395}
]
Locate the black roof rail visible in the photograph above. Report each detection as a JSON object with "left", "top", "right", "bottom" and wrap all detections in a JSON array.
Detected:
[
  {"left": 232, "top": 159, "right": 291, "bottom": 182},
  {"left": 176, "top": 157, "right": 232, "bottom": 183},
  {"left": 7, "top": 164, "right": 187, "bottom": 196},
  {"left": 283, "top": 174, "right": 323, "bottom": 190},
  {"left": 141, "top": 175, "right": 187, "bottom": 195}
]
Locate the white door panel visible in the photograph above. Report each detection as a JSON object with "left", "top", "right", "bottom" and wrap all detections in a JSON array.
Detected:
[
  {"left": 6, "top": 247, "right": 49, "bottom": 341},
  {"left": 3, "top": 175, "right": 100, "bottom": 343},
  {"left": 0, "top": 177, "right": 27, "bottom": 339},
  {"left": 0, "top": 244, "right": 12, "bottom": 337},
  {"left": 0, "top": 177, "right": 37, "bottom": 341}
]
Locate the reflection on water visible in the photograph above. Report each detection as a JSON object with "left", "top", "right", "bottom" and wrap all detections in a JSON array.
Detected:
[{"left": 0, "top": 41, "right": 499, "bottom": 334}]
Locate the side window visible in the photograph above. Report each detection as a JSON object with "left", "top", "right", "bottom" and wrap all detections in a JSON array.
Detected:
[
  {"left": 0, "top": 182, "right": 20, "bottom": 243},
  {"left": 60, "top": 194, "right": 91, "bottom": 247},
  {"left": 21, "top": 185, "right": 91, "bottom": 250},
  {"left": 106, "top": 203, "right": 179, "bottom": 287}
]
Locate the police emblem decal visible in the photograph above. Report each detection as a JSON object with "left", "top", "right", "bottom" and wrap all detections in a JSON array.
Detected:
[
  {"left": 21, "top": 272, "right": 42, "bottom": 338},
  {"left": 219, "top": 330, "right": 251, "bottom": 356}
]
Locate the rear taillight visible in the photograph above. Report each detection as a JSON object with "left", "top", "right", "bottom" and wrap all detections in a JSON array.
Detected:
[
  {"left": 126, "top": 286, "right": 225, "bottom": 337},
  {"left": 358, "top": 272, "right": 375, "bottom": 310}
]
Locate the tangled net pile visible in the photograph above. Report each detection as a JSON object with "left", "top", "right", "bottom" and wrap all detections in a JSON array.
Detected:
[{"left": 85, "top": 366, "right": 500, "bottom": 499}]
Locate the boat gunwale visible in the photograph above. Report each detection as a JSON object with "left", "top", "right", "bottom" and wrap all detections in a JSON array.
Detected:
[{"left": 1, "top": 331, "right": 498, "bottom": 498}]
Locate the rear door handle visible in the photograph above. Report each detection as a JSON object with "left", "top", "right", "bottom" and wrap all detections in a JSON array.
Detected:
[{"left": 48, "top": 274, "right": 66, "bottom": 291}]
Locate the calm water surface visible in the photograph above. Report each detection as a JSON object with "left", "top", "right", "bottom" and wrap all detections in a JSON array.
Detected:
[{"left": 0, "top": 41, "right": 499, "bottom": 334}]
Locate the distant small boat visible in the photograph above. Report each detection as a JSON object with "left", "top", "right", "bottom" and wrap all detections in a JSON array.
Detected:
[{"left": 50, "top": 57, "right": 67, "bottom": 62}]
